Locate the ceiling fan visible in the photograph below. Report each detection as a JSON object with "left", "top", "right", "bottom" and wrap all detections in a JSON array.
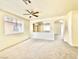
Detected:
[
  {"left": 23, "top": 0, "right": 31, "bottom": 5},
  {"left": 23, "top": 10, "right": 39, "bottom": 18}
]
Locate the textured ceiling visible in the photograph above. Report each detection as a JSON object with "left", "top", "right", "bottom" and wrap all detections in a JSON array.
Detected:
[{"left": 0, "top": 0, "right": 78, "bottom": 19}]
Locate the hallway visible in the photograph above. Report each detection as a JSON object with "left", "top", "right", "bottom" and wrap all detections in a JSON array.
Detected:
[{"left": 0, "top": 39, "right": 77, "bottom": 59}]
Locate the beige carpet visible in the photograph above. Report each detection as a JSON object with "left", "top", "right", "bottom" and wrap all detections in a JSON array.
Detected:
[{"left": 0, "top": 39, "right": 78, "bottom": 59}]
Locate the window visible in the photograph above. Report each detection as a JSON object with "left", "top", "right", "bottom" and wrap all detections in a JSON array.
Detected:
[
  {"left": 4, "top": 16, "right": 24, "bottom": 35},
  {"left": 43, "top": 23, "right": 51, "bottom": 32}
]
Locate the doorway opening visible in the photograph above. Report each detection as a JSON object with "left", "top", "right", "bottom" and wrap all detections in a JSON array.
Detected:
[{"left": 54, "top": 20, "right": 64, "bottom": 40}]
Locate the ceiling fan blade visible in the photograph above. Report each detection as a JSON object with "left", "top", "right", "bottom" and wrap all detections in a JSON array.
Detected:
[
  {"left": 23, "top": 14, "right": 30, "bottom": 15},
  {"left": 23, "top": 0, "right": 31, "bottom": 4},
  {"left": 33, "top": 15, "right": 39, "bottom": 17},
  {"left": 33, "top": 12, "right": 39, "bottom": 14},
  {"left": 23, "top": 0, "right": 28, "bottom": 4},
  {"left": 26, "top": 10, "right": 31, "bottom": 14}
]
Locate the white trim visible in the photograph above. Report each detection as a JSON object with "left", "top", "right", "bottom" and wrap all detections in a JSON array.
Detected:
[
  {"left": 78, "top": 0, "right": 79, "bottom": 58},
  {"left": 67, "top": 12, "right": 73, "bottom": 46},
  {"left": 60, "top": 22, "right": 64, "bottom": 39}
]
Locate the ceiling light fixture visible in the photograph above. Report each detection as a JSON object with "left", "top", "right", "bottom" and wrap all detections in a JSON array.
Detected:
[{"left": 23, "top": 9, "right": 39, "bottom": 18}]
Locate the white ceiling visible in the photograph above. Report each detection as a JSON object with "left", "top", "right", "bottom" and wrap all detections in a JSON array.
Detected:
[{"left": 0, "top": 0, "right": 77, "bottom": 19}]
